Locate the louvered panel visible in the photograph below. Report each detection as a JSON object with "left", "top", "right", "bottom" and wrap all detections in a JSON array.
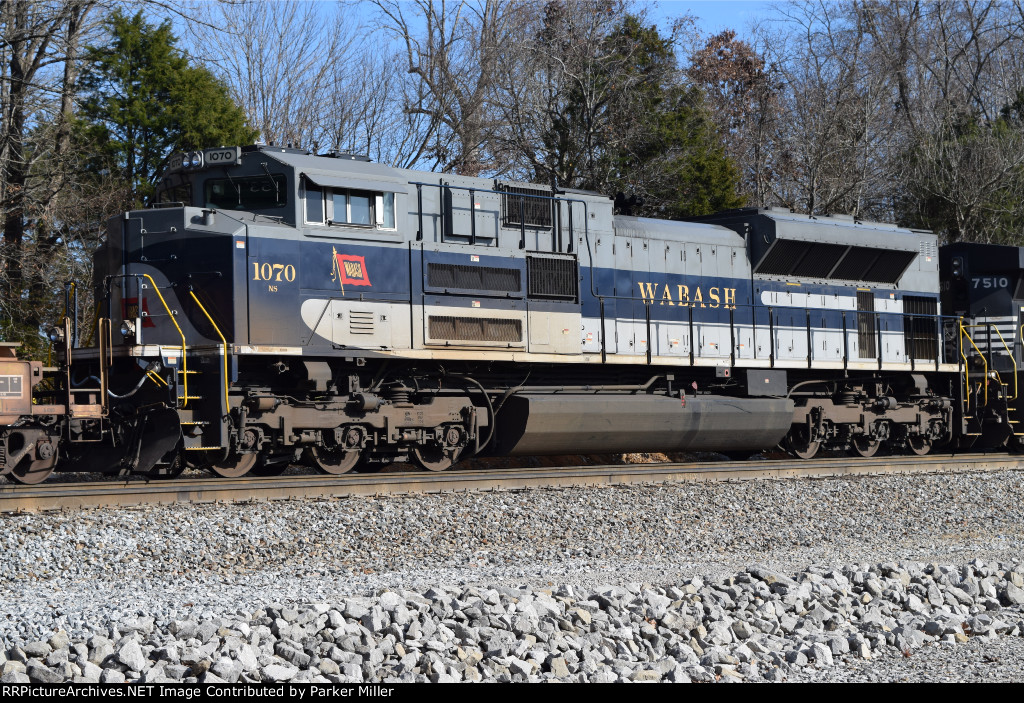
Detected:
[
  {"left": 832, "top": 247, "right": 881, "bottom": 281},
  {"left": 864, "top": 250, "right": 916, "bottom": 283},
  {"left": 527, "top": 256, "right": 578, "bottom": 301},
  {"left": 427, "top": 263, "right": 521, "bottom": 293},
  {"left": 754, "top": 240, "right": 804, "bottom": 275},
  {"left": 790, "top": 242, "right": 848, "bottom": 278},
  {"left": 428, "top": 316, "right": 522, "bottom": 343},
  {"left": 349, "top": 310, "right": 375, "bottom": 335},
  {"left": 902, "top": 295, "right": 938, "bottom": 360}
]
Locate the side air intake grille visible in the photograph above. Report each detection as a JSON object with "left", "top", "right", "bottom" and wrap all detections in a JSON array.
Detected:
[
  {"left": 527, "top": 256, "right": 578, "bottom": 301},
  {"left": 500, "top": 184, "right": 552, "bottom": 229},
  {"left": 429, "top": 316, "right": 523, "bottom": 343},
  {"left": 349, "top": 310, "right": 375, "bottom": 335},
  {"left": 427, "top": 263, "right": 521, "bottom": 293}
]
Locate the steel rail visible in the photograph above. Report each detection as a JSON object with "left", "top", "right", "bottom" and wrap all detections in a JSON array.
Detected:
[{"left": 0, "top": 453, "right": 1021, "bottom": 514}]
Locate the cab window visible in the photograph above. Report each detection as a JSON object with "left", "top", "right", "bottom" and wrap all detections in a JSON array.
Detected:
[
  {"left": 304, "top": 185, "right": 396, "bottom": 229},
  {"left": 205, "top": 175, "right": 287, "bottom": 211}
]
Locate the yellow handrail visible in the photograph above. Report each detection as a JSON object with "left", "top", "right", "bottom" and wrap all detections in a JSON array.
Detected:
[
  {"left": 188, "top": 290, "right": 230, "bottom": 413},
  {"left": 960, "top": 322, "right": 988, "bottom": 406},
  {"left": 142, "top": 274, "right": 189, "bottom": 407},
  {"left": 963, "top": 322, "right": 1018, "bottom": 401},
  {"left": 985, "top": 324, "right": 1017, "bottom": 401}
]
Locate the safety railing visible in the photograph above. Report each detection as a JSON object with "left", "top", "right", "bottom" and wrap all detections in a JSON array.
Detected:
[
  {"left": 188, "top": 290, "right": 230, "bottom": 413},
  {"left": 591, "top": 295, "right": 957, "bottom": 371},
  {"left": 959, "top": 321, "right": 1019, "bottom": 411},
  {"left": 408, "top": 179, "right": 588, "bottom": 255},
  {"left": 100, "top": 272, "right": 190, "bottom": 408}
]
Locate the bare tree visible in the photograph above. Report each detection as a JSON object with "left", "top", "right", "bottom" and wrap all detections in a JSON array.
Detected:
[
  {"left": 688, "top": 29, "right": 782, "bottom": 207},
  {"left": 185, "top": 1, "right": 355, "bottom": 152},
  {"left": 0, "top": 0, "right": 101, "bottom": 348},
  {"left": 371, "top": 0, "right": 523, "bottom": 175}
]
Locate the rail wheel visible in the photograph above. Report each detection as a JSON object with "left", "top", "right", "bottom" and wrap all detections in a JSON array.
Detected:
[
  {"left": 784, "top": 427, "right": 820, "bottom": 460},
  {"left": 305, "top": 446, "right": 362, "bottom": 475},
  {"left": 906, "top": 436, "right": 932, "bottom": 456},
  {"left": 410, "top": 444, "right": 463, "bottom": 472},
  {"left": 848, "top": 437, "right": 881, "bottom": 458},
  {"left": 9, "top": 453, "right": 56, "bottom": 485},
  {"left": 206, "top": 451, "right": 260, "bottom": 478}
]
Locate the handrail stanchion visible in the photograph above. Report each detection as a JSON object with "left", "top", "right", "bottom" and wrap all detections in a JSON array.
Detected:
[
  {"left": 876, "top": 312, "right": 882, "bottom": 370},
  {"left": 688, "top": 305, "right": 695, "bottom": 366},
  {"left": 468, "top": 188, "right": 476, "bottom": 246},
  {"left": 416, "top": 184, "right": 423, "bottom": 241},
  {"left": 519, "top": 198, "right": 526, "bottom": 250},
  {"left": 567, "top": 203, "right": 574, "bottom": 254},
  {"left": 645, "top": 302, "right": 652, "bottom": 365},
  {"left": 806, "top": 309, "right": 812, "bottom": 369},
  {"left": 842, "top": 311, "right": 848, "bottom": 371},
  {"left": 599, "top": 297, "right": 607, "bottom": 364},
  {"left": 729, "top": 307, "right": 735, "bottom": 366},
  {"left": 909, "top": 314, "right": 915, "bottom": 371}
]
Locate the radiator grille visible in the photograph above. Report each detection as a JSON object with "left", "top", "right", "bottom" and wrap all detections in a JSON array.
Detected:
[
  {"left": 427, "top": 263, "right": 521, "bottom": 293},
  {"left": 429, "top": 316, "right": 522, "bottom": 343},
  {"left": 527, "top": 256, "right": 578, "bottom": 301},
  {"left": 348, "top": 310, "right": 375, "bottom": 335},
  {"left": 756, "top": 240, "right": 916, "bottom": 284},
  {"left": 902, "top": 295, "right": 938, "bottom": 360},
  {"left": 500, "top": 184, "right": 552, "bottom": 229}
]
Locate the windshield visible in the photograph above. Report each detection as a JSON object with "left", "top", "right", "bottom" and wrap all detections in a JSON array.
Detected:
[{"left": 204, "top": 174, "right": 287, "bottom": 210}]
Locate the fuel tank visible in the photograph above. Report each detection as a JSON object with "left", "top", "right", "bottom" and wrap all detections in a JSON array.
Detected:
[{"left": 493, "top": 393, "right": 795, "bottom": 455}]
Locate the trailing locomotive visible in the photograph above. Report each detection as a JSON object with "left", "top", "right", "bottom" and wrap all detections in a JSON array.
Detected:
[{"left": 0, "top": 144, "right": 1016, "bottom": 483}]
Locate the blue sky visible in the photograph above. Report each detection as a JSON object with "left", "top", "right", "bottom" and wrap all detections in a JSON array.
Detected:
[{"left": 649, "top": 0, "right": 774, "bottom": 36}]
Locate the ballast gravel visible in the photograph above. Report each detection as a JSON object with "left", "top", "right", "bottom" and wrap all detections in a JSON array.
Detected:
[{"left": 0, "top": 467, "right": 1023, "bottom": 682}]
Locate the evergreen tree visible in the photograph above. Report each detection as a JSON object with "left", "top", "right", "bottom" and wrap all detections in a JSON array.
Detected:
[
  {"left": 77, "top": 10, "right": 256, "bottom": 207},
  {"left": 600, "top": 18, "right": 743, "bottom": 218},
  {"left": 528, "top": 13, "right": 742, "bottom": 219}
]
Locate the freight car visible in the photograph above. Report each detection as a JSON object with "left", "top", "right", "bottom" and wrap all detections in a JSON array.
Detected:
[{"left": 0, "top": 144, "right": 1015, "bottom": 483}]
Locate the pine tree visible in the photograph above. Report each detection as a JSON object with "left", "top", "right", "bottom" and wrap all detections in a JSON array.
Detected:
[{"left": 77, "top": 10, "right": 256, "bottom": 207}]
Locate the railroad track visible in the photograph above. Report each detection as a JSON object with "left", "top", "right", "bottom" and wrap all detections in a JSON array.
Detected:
[{"left": 1, "top": 452, "right": 1022, "bottom": 514}]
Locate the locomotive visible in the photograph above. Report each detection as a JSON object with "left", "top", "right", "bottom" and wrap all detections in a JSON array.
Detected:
[{"left": 0, "top": 144, "right": 1017, "bottom": 483}]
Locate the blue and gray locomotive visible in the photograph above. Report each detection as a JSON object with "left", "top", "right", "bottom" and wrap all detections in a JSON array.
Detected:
[{"left": 0, "top": 144, "right": 1015, "bottom": 483}]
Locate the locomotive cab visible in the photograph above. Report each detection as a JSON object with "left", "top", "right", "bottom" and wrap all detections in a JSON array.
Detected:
[{"left": 940, "top": 243, "right": 1024, "bottom": 367}]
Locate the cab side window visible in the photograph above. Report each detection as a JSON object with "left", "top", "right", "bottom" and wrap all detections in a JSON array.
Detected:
[{"left": 304, "top": 184, "right": 396, "bottom": 230}]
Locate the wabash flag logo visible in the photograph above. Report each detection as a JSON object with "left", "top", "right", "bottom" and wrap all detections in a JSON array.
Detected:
[{"left": 331, "top": 247, "right": 372, "bottom": 294}]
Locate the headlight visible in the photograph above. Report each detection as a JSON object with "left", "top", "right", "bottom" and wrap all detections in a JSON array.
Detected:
[
  {"left": 120, "top": 320, "right": 136, "bottom": 337},
  {"left": 47, "top": 327, "right": 64, "bottom": 343},
  {"left": 189, "top": 152, "right": 203, "bottom": 168}
]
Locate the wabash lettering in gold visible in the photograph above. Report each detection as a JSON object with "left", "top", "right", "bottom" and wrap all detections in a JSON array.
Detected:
[{"left": 636, "top": 281, "right": 737, "bottom": 309}]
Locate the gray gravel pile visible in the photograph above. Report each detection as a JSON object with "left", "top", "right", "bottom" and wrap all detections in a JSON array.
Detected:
[
  {"left": 1, "top": 468, "right": 1023, "bottom": 681},
  {"left": 0, "top": 559, "right": 1022, "bottom": 683}
]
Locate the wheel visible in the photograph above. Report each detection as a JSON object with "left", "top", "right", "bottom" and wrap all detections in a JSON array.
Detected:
[
  {"left": 206, "top": 451, "right": 259, "bottom": 478},
  {"left": 906, "top": 437, "right": 932, "bottom": 456},
  {"left": 410, "top": 444, "right": 463, "bottom": 472},
  {"left": 784, "top": 427, "right": 820, "bottom": 460},
  {"left": 305, "top": 445, "right": 362, "bottom": 475},
  {"left": 848, "top": 437, "right": 881, "bottom": 458},
  {"left": 9, "top": 453, "right": 56, "bottom": 485}
]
